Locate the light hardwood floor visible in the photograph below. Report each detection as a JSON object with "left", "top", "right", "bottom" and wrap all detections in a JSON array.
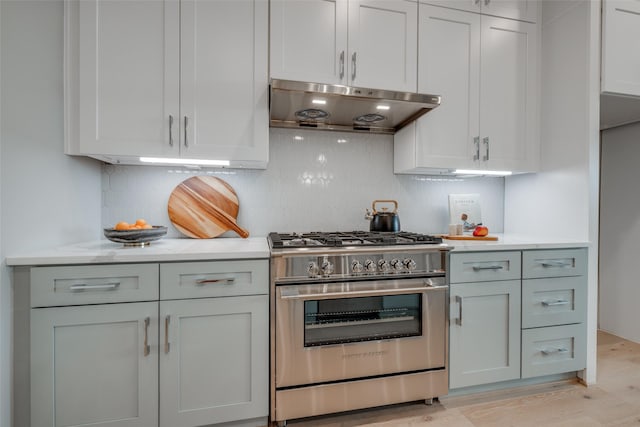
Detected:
[{"left": 285, "top": 331, "right": 640, "bottom": 426}]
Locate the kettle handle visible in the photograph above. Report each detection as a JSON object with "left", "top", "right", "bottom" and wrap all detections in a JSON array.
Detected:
[{"left": 372, "top": 200, "right": 398, "bottom": 214}]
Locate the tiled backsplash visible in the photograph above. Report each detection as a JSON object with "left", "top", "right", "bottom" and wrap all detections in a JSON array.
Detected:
[{"left": 102, "top": 129, "right": 505, "bottom": 238}]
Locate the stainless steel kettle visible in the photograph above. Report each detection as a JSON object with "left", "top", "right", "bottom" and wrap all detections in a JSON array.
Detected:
[{"left": 365, "top": 200, "right": 401, "bottom": 232}]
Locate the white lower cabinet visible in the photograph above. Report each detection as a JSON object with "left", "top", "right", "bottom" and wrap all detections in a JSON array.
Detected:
[
  {"left": 29, "top": 260, "right": 268, "bottom": 427},
  {"left": 449, "top": 280, "right": 521, "bottom": 389}
]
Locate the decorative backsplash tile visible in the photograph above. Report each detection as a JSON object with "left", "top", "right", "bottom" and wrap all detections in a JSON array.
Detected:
[{"left": 102, "top": 129, "right": 505, "bottom": 238}]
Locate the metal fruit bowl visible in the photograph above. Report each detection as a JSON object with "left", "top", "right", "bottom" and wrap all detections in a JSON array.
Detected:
[{"left": 103, "top": 226, "right": 168, "bottom": 247}]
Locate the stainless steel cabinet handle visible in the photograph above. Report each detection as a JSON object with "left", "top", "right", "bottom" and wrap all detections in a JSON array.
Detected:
[
  {"left": 143, "top": 317, "right": 151, "bottom": 357},
  {"left": 351, "top": 52, "right": 357, "bottom": 81},
  {"left": 339, "top": 51, "right": 345, "bottom": 80},
  {"left": 456, "top": 295, "right": 463, "bottom": 326},
  {"left": 184, "top": 116, "right": 189, "bottom": 148},
  {"left": 473, "top": 136, "right": 480, "bottom": 161},
  {"left": 542, "top": 299, "right": 570, "bottom": 307},
  {"left": 541, "top": 347, "right": 568, "bottom": 355},
  {"left": 482, "top": 137, "right": 489, "bottom": 161},
  {"left": 196, "top": 278, "right": 235, "bottom": 286},
  {"left": 69, "top": 282, "right": 120, "bottom": 291},
  {"left": 540, "top": 260, "right": 572, "bottom": 268},
  {"left": 472, "top": 265, "right": 504, "bottom": 271},
  {"left": 164, "top": 315, "right": 171, "bottom": 354},
  {"left": 169, "top": 115, "right": 174, "bottom": 147}
]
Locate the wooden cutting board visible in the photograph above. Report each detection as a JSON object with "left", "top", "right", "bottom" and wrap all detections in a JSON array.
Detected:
[
  {"left": 443, "top": 235, "right": 498, "bottom": 241},
  {"left": 167, "top": 176, "right": 249, "bottom": 239}
]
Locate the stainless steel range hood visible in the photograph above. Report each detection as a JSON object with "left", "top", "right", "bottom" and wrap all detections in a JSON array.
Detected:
[{"left": 269, "top": 79, "right": 441, "bottom": 135}]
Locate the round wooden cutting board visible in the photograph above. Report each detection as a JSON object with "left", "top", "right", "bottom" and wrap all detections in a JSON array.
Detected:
[{"left": 167, "top": 176, "right": 250, "bottom": 239}]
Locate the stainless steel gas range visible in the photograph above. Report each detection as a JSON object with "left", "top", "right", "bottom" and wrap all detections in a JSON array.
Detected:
[{"left": 268, "top": 231, "right": 451, "bottom": 426}]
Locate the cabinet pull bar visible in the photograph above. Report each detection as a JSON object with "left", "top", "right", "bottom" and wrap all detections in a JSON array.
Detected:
[
  {"left": 164, "top": 315, "right": 171, "bottom": 354},
  {"left": 184, "top": 116, "right": 189, "bottom": 148},
  {"left": 472, "top": 265, "right": 503, "bottom": 271},
  {"left": 196, "top": 278, "right": 235, "bottom": 286},
  {"left": 69, "top": 282, "right": 120, "bottom": 291},
  {"left": 473, "top": 136, "right": 480, "bottom": 161},
  {"left": 143, "top": 317, "right": 151, "bottom": 357},
  {"left": 455, "top": 295, "right": 463, "bottom": 326},
  {"left": 541, "top": 299, "right": 570, "bottom": 307},
  {"left": 482, "top": 137, "right": 489, "bottom": 161},
  {"left": 540, "top": 261, "right": 572, "bottom": 268},
  {"left": 169, "top": 115, "right": 174, "bottom": 147},
  {"left": 541, "top": 347, "right": 569, "bottom": 355},
  {"left": 339, "top": 51, "right": 345, "bottom": 80},
  {"left": 351, "top": 52, "right": 357, "bottom": 81}
]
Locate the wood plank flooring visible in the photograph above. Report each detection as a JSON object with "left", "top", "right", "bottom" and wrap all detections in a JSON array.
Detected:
[{"left": 283, "top": 331, "right": 640, "bottom": 426}]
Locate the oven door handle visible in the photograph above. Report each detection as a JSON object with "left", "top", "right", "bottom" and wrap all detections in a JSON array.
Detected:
[{"left": 279, "top": 285, "right": 445, "bottom": 301}]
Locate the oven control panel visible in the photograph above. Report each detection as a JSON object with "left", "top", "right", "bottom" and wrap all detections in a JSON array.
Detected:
[{"left": 272, "top": 249, "right": 448, "bottom": 283}]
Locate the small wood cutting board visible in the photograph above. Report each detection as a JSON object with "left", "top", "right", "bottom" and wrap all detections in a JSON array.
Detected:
[
  {"left": 167, "top": 176, "right": 249, "bottom": 239},
  {"left": 443, "top": 235, "right": 499, "bottom": 241}
]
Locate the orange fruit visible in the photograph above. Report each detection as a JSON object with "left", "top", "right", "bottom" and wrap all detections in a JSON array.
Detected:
[
  {"left": 135, "top": 219, "right": 147, "bottom": 226},
  {"left": 142, "top": 224, "right": 153, "bottom": 229},
  {"left": 115, "top": 221, "right": 130, "bottom": 230}
]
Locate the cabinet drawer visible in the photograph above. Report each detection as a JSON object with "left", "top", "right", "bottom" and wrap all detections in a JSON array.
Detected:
[
  {"left": 450, "top": 251, "right": 521, "bottom": 283},
  {"left": 521, "top": 324, "right": 586, "bottom": 378},
  {"left": 522, "top": 248, "right": 587, "bottom": 279},
  {"left": 160, "top": 260, "right": 268, "bottom": 300},
  {"left": 31, "top": 264, "right": 159, "bottom": 308},
  {"left": 522, "top": 276, "right": 587, "bottom": 328}
]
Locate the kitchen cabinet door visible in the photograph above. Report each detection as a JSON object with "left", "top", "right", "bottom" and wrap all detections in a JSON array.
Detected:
[
  {"left": 159, "top": 295, "right": 269, "bottom": 427},
  {"left": 397, "top": 5, "right": 480, "bottom": 172},
  {"left": 395, "top": 6, "right": 539, "bottom": 174},
  {"left": 602, "top": 0, "right": 640, "bottom": 97},
  {"left": 76, "top": 0, "right": 180, "bottom": 158},
  {"left": 479, "top": 15, "right": 538, "bottom": 172},
  {"left": 31, "top": 302, "right": 159, "bottom": 427},
  {"left": 449, "top": 280, "right": 521, "bottom": 389},
  {"left": 180, "top": 0, "right": 269, "bottom": 165},
  {"left": 270, "top": 0, "right": 348, "bottom": 85},
  {"left": 348, "top": 0, "right": 418, "bottom": 91}
]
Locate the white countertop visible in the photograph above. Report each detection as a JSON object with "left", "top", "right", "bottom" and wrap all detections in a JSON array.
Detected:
[
  {"left": 5, "top": 237, "right": 270, "bottom": 266},
  {"left": 5, "top": 234, "right": 590, "bottom": 266},
  {"left": 443, "top": 234, "right": 590, "bottom": 251}
]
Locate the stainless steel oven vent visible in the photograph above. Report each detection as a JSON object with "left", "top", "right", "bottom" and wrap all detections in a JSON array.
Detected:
[{"left": 270, "top": 79, "right": 441, "bottom": 135}]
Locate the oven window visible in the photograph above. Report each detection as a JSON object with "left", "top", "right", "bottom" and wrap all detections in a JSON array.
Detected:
[{"left": 303, "top": 294, "right": 422, "bottom": 347}]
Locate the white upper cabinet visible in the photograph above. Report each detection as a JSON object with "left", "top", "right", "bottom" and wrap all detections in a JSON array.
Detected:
[
  {"left": 270, "top": 0, "right": 417, "bottom": 92},
  {"left": 422, "top": 0, "right": 537, "bottom": 22},
  {"left": 602, "top": 0, "right": 640, "bottom": 97},
  {"left": 395, "top": 3, "right": 539, "bottom": 174},
  {"left": 67, "top": 0, "right": 269, "bottom": 168},
  {"left": 479, "top": 15, "right": 538, "bottom": 172},
  {"left": 270, "top": 0, "right": 348, "bottom": 85}
]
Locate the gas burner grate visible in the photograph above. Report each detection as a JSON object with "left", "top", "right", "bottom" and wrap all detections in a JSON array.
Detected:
[{"left": 268, "top": 231, "right": 442, "bottom": 248}]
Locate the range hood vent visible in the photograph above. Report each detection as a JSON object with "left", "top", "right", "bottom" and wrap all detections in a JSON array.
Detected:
[{"left": 269, "top": 79, "right": 441, "bottom": 135}]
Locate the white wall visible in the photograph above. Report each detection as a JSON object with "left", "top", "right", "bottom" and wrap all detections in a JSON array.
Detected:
[
  {"left": 504, "top": 0, "right": 601, "bottom": 384},
  {"left": 600, "top": 122, "right": 640, "bottom": 342},
  {"left": 1, "top": 2, "right": 103, "bottom": 425},
  {"left": 103, "top": 128, "right": 506, "bottom": 238}
]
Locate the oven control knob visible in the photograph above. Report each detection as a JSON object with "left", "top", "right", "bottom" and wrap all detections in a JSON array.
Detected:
[
  {"left": 377, "top": 259, "right": 390, "bottom": 273},
  {"left": 321, "top": 259, "right": 334, "bottom": 276},
  {"left": 390, "top": 258, "right": 404, "bottom": 272},
  {"left": 403, "top": 258, "right": 417, "bottom": 271},
  {"left": 307, "top": 261, "right": 319, "bottom": 277},
  {"left": 364, "top": 259, "right": 377, "bottom": 273},
  {"left": 351, "top": 260, "right": 364, "bottom": 274}
]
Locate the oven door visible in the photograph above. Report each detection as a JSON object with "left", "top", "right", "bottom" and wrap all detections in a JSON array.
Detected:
[{"left": 275, "top": 277, "right": 447, "bottom": 388}]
